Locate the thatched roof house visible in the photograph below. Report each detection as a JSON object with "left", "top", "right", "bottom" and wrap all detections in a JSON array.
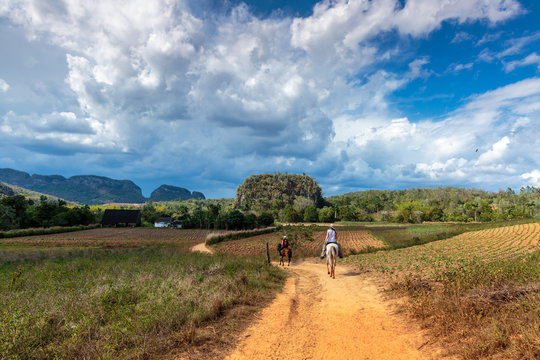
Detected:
[{"left": 101, "top": 209, "right": 141, "bottom": 227}]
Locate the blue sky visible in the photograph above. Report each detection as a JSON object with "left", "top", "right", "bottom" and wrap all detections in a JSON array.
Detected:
[{"left": 1, "top": 0, "right": 539, "bottom": 198}]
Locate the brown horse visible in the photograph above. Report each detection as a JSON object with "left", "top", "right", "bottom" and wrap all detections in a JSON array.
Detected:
[{"left": 279, "top": 247, "right": 292, "bottom": 266}]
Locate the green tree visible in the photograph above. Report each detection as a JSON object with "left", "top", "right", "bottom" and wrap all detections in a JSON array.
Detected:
[
  {"left": 293, "top": 196, "right": 312, "bottom": 220},
  {"left": 0, "top": 204, "right": 15, "bottom": 230},
  {"left": 141, "top": 202, "right": 159, "bottom": 224},
  {"left": 223, "top": 209, "right": 244, "bottom": 230},
  {"left": 257, "top": 211, "right": 275, "bottom": 227},
  {"left": 337, "top": 205, "right": 357, "bottom": 221},
  {"left": 281, "top": 204, "right": 300, "bottom": 222},
  {"left": 243, "top": 213, "right": 257, "bottom": 229},
  {"left": 0, "top": 195, "right": 29, "bottom": 225},
  {"left": 303, "top": 204, "right": 318, "bottom": 222},
  {"left": 396, "top": 200, "right": 430, "bottom": 223},
  {"left": 318, "top": 206, "right": 335, "bottom": 222}
]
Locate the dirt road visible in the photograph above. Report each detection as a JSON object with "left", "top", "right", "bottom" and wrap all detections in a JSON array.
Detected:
[
  {"left": 225, "top": 259, "right": 447, "bottom": 360},
  {"left": 191, "top": 242, "right": 214, "bottom": 254}
]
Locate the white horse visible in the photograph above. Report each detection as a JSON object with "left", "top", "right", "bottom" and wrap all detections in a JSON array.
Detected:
[{"left": 326, "top": 243, "right": 338, "bottom": 279}]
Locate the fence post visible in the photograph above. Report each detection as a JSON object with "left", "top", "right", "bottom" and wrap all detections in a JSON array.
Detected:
[{"left": 266, "top": 241, "right": 271, "bottom": 264}]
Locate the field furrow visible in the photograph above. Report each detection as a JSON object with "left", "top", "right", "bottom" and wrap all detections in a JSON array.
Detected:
[
  {"left": 215, "top": 228, "right": 387, "bottom": 258},
  {"left": 346, "top": 222, "right": 540, "bottom": 277}
]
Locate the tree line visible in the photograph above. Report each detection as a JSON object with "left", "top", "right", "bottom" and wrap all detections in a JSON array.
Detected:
[
  {"left": 138, "top": 199, "right": 275, "bottom": 230},
  {"left": 325, "top": 186, "right": 540, "bottom": 223},
  {"left": 121, "top": 186, "right": 540, "bottom": 228},
  {"left": 0, "top": 195, "right": 98, "bottom": 231},
  {"left": 1, "top": 185, "right": 538, "bottom": 232}
]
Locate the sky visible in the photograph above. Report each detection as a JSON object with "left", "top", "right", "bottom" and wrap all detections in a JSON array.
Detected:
[{"left": 1, "top": 0, "right": 539, "bottom": 199}]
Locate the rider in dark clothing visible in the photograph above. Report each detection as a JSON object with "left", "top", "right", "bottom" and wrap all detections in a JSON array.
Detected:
[{"left": 278, "top": 235, "right": 289, "bottom": 255}]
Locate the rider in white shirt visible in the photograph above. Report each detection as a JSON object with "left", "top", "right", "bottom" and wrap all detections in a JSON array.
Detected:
[{"left": 320, "top": 224, "right": 343, "bottom": 259}]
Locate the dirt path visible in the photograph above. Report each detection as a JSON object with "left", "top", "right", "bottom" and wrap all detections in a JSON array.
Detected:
[
  {"left": 225, "top": 259, "right": 448, "bottom": 360},
  {"left": 191, "top": 242, "right": 214, "bottom": 254}
]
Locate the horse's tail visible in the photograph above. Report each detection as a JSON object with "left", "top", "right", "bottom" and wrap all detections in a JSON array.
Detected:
[{"left": 328, "top": 244, "right": 337, "bottom": 267}]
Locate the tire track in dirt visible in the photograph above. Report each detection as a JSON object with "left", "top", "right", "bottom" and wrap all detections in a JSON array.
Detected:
[{"left": 225, "top": 259, "right": 451, "bottom": 360}]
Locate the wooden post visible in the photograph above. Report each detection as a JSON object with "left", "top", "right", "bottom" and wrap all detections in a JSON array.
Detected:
[{"left": 266, "top": 241, "right": 271, "bottom": 264}]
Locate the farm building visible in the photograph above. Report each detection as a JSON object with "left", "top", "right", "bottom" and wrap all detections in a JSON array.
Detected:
[
  {"left": 101, "top": 209, "right": 141, "bottom": 227},
  {"left": 154, "top": 217, "right": 182, "bottom": 228}
]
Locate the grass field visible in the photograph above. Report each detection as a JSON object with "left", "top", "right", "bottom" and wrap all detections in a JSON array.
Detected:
[
  {"left": 0, "top": 231, "right": 286, "bottom": 359},
  {"left": 346, "top": 221, "right": 540, "bottom": 359}
]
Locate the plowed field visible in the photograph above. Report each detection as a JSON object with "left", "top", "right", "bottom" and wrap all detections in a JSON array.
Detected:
[
  {"left": 346, "top": 222, "right": 540, "bottom": 277},
  {"left": 215, "top": 229, "right": 386, "bottom": 258},
  {"left": 0, "top": 228, "right": 231, "bottom": 247}
]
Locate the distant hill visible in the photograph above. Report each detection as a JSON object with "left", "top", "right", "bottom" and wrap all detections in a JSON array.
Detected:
[
  {"left": 150, "top": 185, "right": 206, "bottom": 201},
  {"left": 0, "top": 168, "right": 145, "bottom": 204},
  {"left": 0, "top": 181, "right": 77, "bottom": 204},
  {"left": 0, "top": 182, "right": 15, "bottom": 198},
  {"left": 0, "top": 168, "right": 205, "bottom": 205},
  {"left": 235, "top": 173, "right": 322, "bottom": 210}
]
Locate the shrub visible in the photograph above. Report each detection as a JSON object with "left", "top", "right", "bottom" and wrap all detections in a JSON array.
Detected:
[{"left": 206, "top": 227, "right": 276, "bottom": 245}]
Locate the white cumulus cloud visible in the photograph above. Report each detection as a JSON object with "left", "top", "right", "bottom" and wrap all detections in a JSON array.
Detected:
[
  {"left": 0, "top": 0, "right": 535, "bottom": 196},
  {"left": 521, "top": 170, "right": 540, "bottom": 187},
  {"left": 0, "top": 78, "right": 9, "bottom": 92}
]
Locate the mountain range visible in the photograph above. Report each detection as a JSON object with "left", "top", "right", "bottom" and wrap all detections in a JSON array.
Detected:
[{"left": 0, "top": 168, "right": 205, "bottom": 204}]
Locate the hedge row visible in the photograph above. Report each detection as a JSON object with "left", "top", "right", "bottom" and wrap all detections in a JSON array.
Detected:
[
  {"left": 0, "top": 224, "right": 100, "bottom": 239},
  {"left": 206, "top": 227, "right": 276, "bottom": 245}
]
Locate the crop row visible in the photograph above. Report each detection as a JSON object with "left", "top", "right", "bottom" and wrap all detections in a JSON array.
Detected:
[
  {"left": 0, "top": 228, "right": 233, "bottom": 246},
  {"left": 214, "top": 229, "right": 386, "bottom": 258},
  {"left": 345, "top": 222, "right": 540, "bottom": 278}
]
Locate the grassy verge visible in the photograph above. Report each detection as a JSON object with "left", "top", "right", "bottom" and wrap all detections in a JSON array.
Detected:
[
  {"left": 0, "top": 245, "right": 286, "bottom": 359},
  {"left": 206, "top": 227, "right": 276, "bottom": 245},
  {"left": 0, "top": 225, "right": 100, "bottom": 239},
  {"left": 395, "top": 251, "right": 540, "bottom": 359}
]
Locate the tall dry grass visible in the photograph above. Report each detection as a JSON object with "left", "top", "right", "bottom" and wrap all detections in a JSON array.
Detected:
[
  {"left": 0, "top": 245, "right": 285, "bottom": 359},
  {"left": 395, "top": 250, "right": 540, "bottom": 359}
]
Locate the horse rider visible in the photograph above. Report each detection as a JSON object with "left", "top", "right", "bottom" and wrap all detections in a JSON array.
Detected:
[
  {"left": 320, "top": 224, "right": 343, "bottom": 259},
  {"left": 278, "top": 235, "right": 289, "bottom": 255}
]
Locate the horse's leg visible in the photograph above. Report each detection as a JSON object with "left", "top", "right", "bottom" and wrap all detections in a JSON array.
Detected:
[
  {"left": 332, "top": 251, "right": 336, "bottom": 279},
  {"left": 330, "top": 248, "right": 336, "bottom": 278},
  {"left": 330, "top": 254, "right": 333, "bottom": 278}
]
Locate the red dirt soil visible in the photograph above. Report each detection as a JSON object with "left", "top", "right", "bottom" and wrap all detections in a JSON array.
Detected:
[{"left": 221, "top": 259, "right": 453, "bottom": 360}]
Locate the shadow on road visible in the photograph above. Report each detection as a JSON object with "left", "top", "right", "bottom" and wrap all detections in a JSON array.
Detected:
[{"left": 342, "top": 271, "right": 362, "bottom": 277}]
